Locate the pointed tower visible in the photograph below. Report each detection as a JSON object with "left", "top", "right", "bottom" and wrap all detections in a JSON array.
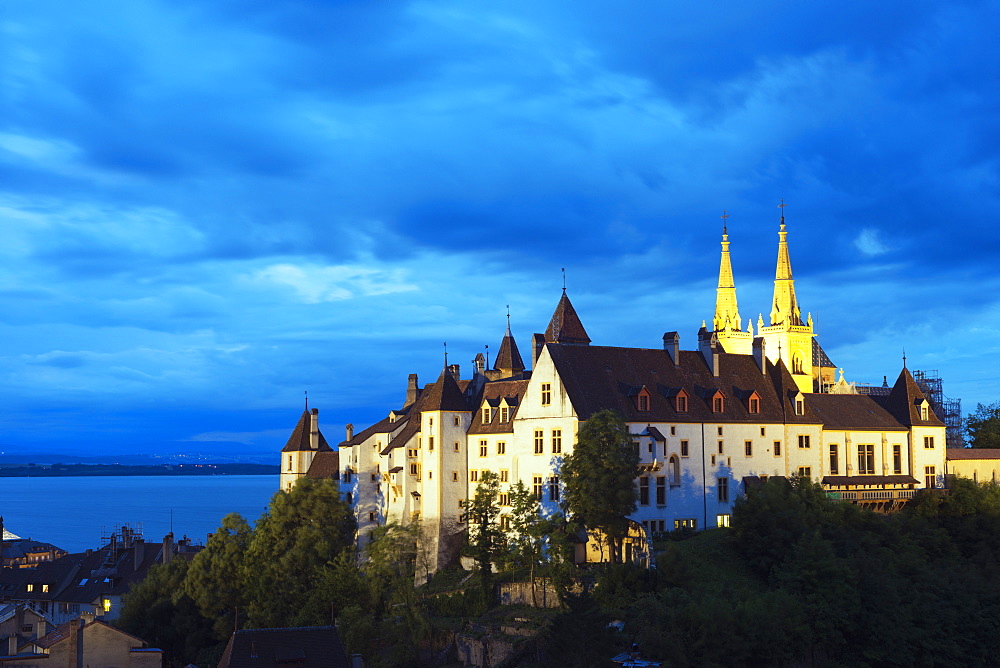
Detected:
[
  {"left": 544, "top": 291, "right": 591, "bottom": 345},
  {"left": 492, "top": 312, "right": 525, "bottom": 379},
  {"left": 711, "top": 218, "right": 752, "bottom": 355},
  {"left": 759, "top": 203, "right": 815, "bottom": 393},
  {"left": 279, "top": 407, "right": 333, "bottom": 492}
]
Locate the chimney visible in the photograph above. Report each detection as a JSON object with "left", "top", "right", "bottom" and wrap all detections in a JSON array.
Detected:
[
  {"left": 532, "top": 333, "right": 545, "bottom": 367},
  {"left": 36, "top": 619, "right": 46, "bottom": 638},
  {"left": 663, "top": 332, "right": 680, "bottom": 364},
  {"left": 69, "top": 618, "right": 83, "bottom": 668},
  {"left": 473, "top": 354, "right": 485, "bottom": 376},
  {"left": 8, "top": 634, "right": 16, "bottom": 656},
  {"left": 133, "top": 539, "right": 144, "bottom": 572},
  {"left": 310, "top": 408, "right": 320, "bottom": 450},
  {"left": 698, "top": 328, "right": 719, "bottom": 377},
  {"left": 345, "top": 423, "right": 354, "bottom": 442},
  {"left": 753, "top": 337, "right": 767, "bottom": 374},
  {"left": 162, "top": 533, "right": 173, "bottom": 565},
  {"left": 448, "top": 363, "right": 460, "bottom": 380},
  {"left": 405, "top": 374, "right": 419, "bottom": 407}
]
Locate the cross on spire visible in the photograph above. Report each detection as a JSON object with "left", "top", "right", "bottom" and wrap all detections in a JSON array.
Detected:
[
  {"left": 561, "top": 268, "right": 566, "bottom": 294},
  {"left": 720, "top": 209, "right": 729, "bottom": 235},
  {"left": 443, "top": 341, "right": 448, "bottom": 368}
]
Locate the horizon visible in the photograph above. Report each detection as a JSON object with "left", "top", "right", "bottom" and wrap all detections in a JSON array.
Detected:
[{"left": 1, "top": 1, "right": 996, "bottom": 456}]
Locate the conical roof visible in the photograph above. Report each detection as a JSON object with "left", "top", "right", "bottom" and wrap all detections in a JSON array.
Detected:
[
  {"left": 281, "top": 410, "right": 333, "bottom": 452},
  {"left": 421, "top": 368, "right": 470, "bottom": 412},
  {"left": 494, "top": 326, "right": 525, "bottom": 374},
  {"left": 883, "top": 368, "right": 945, "bottom": 427},
  {"left": 544, "top": 292, "right": 591, "bottom": 345}
]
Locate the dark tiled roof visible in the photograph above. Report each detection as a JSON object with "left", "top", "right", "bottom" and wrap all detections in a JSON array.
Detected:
[
  {"left": 878, "top": 368, "right": 946, "bottom": 427},
  {"left": 545, "top": 344, "right": 821, "bottom": 424},
  {"left": 342, "top": 410, "right": 410, "bottom": 447},
  {"left": 644, "top": 426, "right": 666, "bottom": 441},
  {"left": 812, "top": 339, "right": 835, "bottom": 368},
  {"left": 544, "top": 292, "right": 591, "bottom": 345},
  {"left": 420, "top": 369, "right": 470, "bottom": 412},
  {"left": 806, "top": 394, "right": 906, "bottom": 431},
  {"left": 305, "top": 451, "right": 340, "bottom": 479},
  {"left": 281, "top": 410, "right": 333, "bottom": 453},
  {"left": 468, "top": 379, "right": 530, "bottom": 434},
  {"left": 822, "top": 475, "right": 919, "bottom": 486},
  {"left": 382, "top": 418, "right": 420, "bottom": 455},
  {"left": 218, "top": 626, "right": 350, "bottom": 668},
  {"left": 946, "top": 448, "right": 1000, "bottom": 460},
  {"left": 32, "top": 619, "right": 151, "bottom": 651},
  {"left": 494, "top": 330, "right": 525, "bottom": 373}
]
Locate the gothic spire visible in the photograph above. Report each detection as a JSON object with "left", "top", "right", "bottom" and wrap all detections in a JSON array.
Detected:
[
  {"left": 713, "top": 211, "right": 742, "bottom": 332},
  {"left": 769, "top": 200, "right": 802, "bottom": 326}
]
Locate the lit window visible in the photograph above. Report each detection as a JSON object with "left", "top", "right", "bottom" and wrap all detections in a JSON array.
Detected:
[
  {"left": 716, "top": 514, "right": 731, "bottom": 528},
  {"left": 552, "top": 430, "right": 562, "bottom": 453},
  {"left": 26, "top": 584, "right": 33, "bottom": 592},
  {"left": 798, "top": 435, "right": 810, "bottom": 449},
  {"left": 674, "top": 518, "right": 697, "bottom": 530},
  {"left": 541, "top": 383, "right": 552, "bottom": 406},
  {"left": 42, "top": 584, "right": 48, "bottom": 593},
  {"left": 102, "top": 598, "right": 112, "bottom": 613},
  {"left": 534, "top": 430, "right": 544, "bottom": 454},
  {"left": 497, "top": 441, "right": 506, "bottom": 455}
]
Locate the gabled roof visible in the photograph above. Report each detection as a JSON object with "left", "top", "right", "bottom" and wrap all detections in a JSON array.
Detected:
[
  {"left": 218, "top": 626, "right": 350, "bottom": 668},
  {"left": 469, "top": 379, "right": 530, "bottom": 434},
  {"left": 544, "top": 292, "right": 591, "bottom": 345},
  {"left": 878, "top": 368, "right": 946, "bottom": 427},
  {"left": 342, "top": 411, "right": 410, "bottom": 447},
  {"left": 31, "top": 619, "right": 151, "bottom": 651},
  {"left": 305, "top": 451, "right": 340, "bottom": 479},
  {"left": 281, "top": 410, "right": 333, "bottom": 453}
]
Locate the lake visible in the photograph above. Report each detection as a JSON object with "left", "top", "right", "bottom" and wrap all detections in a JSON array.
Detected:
[{"left": 0, "top": 475, "right": 279, "bottom": 553}]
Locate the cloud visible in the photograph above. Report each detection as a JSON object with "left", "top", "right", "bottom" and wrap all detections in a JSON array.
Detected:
[
  {"left": 250, "top": 262, "right": 418, "bottom": 304},
  {"left": 853, "top": 229, "right": 891, "bottom": 256}
]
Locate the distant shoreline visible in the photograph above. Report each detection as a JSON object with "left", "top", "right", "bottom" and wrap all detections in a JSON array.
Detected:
[{"left": 0, "top": 463, "right": 278, "bottom": 477}]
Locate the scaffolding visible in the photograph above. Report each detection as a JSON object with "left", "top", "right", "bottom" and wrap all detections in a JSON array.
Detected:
[{"left": 913, "top": 370, "right": 964, "bottom": 448}]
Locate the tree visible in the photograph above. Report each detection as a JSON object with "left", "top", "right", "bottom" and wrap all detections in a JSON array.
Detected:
[
  {"left": 966, "top": 401, "right": 1000, "bottom": 449},
  {"left": 184, "top": 512, "right": 252, "bottom": 641},
  {"left": 506, "top": 480, "right": 544, "bottom": 603},
  {"left": 561, "top": 409, "right": 639, "bottom": 563},
  {"left": 243, "top": 476, "right": 357, "bottom": 627},
  {"left": 466, "top": 470, "right": 504, "bottom": 595}
]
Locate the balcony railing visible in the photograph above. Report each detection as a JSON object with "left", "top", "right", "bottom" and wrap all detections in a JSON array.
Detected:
[{"left": 827, "top": 488, "right": 916, "bottom": 502}]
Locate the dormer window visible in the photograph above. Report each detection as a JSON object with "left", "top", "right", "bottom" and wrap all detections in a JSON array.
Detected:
[
  {"left": 634, "top": 386, "right": 652, "bottom": 412},
  {"left": 919, "top": 401, "right": 929, "bottom": 420},
  {"left": 795, "top": 396, "right": 805, "bottom": 416},
  {"left": 482, "top": 407, "right": 492, "bottom": 423},
  {"left": 747, "top": 391, "right": 761, "bottom": 414},
  {"left": 711, "top": 390, "right": 725, "bottom": 413},
  {"left": 675, "top": 389, "right": 689, "bottom": 413},
  {"left": 500, "top": 406, "right": 510, "bottom": 423}
]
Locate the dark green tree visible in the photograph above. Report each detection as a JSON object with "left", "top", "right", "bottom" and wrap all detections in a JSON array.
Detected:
[
  {"left": 184, "top": 512, "right": 252, "bottom": 640},
  {"left": 966, "top": 401, "right": 1000, "bottom": 449},
  {"left": 466, "top": 470, "right": 504, "bottom": 595},
  {"left": 243, "top": 476, "right": 357, "bottom": 627},
  {"left": 561, "top": 409, "right": 639, "bottom": 563},
  {"left": 506, "top": 479, "right": 544, "bottom": 602}
]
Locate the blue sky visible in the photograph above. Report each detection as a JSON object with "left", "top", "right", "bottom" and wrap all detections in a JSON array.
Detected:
[{"left": 0, "top": 1, "right": 997, "bottom": 456}]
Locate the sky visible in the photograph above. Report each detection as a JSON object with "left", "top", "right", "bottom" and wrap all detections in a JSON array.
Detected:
[{"left": 0, "top": 0, "right": 997, "bottom": 457}]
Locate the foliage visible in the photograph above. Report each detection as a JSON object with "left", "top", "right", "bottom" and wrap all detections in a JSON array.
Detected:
[
  {"left": 966, "top": 401, "right": 1000, "bottom": 449},
  {"left": 242, "top": 476, "right": 356, "bottom": 627},
  {"left": 561, "top": 409, "right": 639, "bottom": 563},
  {"left": 184, "top": 512, "right": 252, "bottom": 640},
  {"left": 466, "top": 469, "right": 504, "bottom": 594}
]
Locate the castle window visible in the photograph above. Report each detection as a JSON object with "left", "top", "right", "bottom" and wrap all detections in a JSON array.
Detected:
[
  {"left": 454, "top": 441, "right": 460, "bottom": 452},
  {"left": 717, "top": 514, "right": 731, "bottom": 528},
  {"left": 745, "top": 440, "right": 753, "bottom": 457},
  {"left": 747, "top": 393, "right": 760, "bottom": 414},
  {"left": 718, "top": 426, "right": 723, "bottom": 436},
  {"left": 500, "top": 493, "right": 511, "bottom": 506},
  {"left": 858, "top": 444, "right": 875, "bottom": 475},
  {"left": 925, "top": 466, "right": 936, "bottom": 489},
  {"left": 452, "top": 471, "right": 459, "bottom": 482},
  {"left": 409, "top": 463, "right": 419, "bottom": 477},
  {"left": 893, "top": 444, "right": 902, "bottom": 474},
  {"left": 713, "top": 395, "right": 725, "bottom": 413},
  {"left": 718, "top": 440, "right": 724, "bottom": 454},
  {"left": 346, "top": 492, "right": 353, "bottom": 504},
  {"left": 795, "top": 399, "right": 805, "bottom": 415},
  {"left": 774, "top": 441, "right": 782, "bottom": 456},
  {"left": 497, "top": 441, "right": 506, "bottom": 455},
  {"left": 428, "top": 437, "right": 434, "bottom": 450},
  {"left": 287, "top": 456, "right": 292, "bottom": 471},
  {"left": 533, "top": 476, "right": 543, "bottom": 500},
  {"left": 798, "top": 466, "right": 811, "bottom": 479},
  {"left": 470, "top": 470, "right": 479, "bottom": 482},
  {"left": 674, "top": 518, "right": 697, "bottom": 530},
  {"left": 534, "top": 430, "right": 544, "bottom": 454},
  {"left": 717, "top": 477, "right": 729, "bottom": 503},
  {"left": 675, "top": 390, "right": 689, "bottom": 413},
  {"left": 797, "top": 435, "right": 810, "bottom": 449},
  {"left": 541, "top": 383, "right": 552, "bottom": 406},
  {"left": 479, "top": 440, "right": 488, "bottom": 457},
  {"left": 499, "top": 515, "right": 510, "bottom": 530},
  {"left": 669, "top": 455, "right": 680, "bottom": 485},
  {"left": 549, "top": 476, "right": 560, "bottom": 501},
  {"left": 670, "top": 426, "right": 676, "bottom": 436},
  {"left": 680, "top": 440, "right": 689, "bottom": 457},
  {"left": 500, "top": 406, "right": 510, "bottom": 423},
  {"left": 639, "top": 477, "right": 650, "bottom": 505},
  {"left": 924, "top": 436, "right": 935, "bottom": 449},
  {"left": 500, "top": 469, "right": 509, "bottom": 482},
  {"left": 369, "top": 512, "right": 376, "bottom": 523},
  {"left": 638, "top": 394, "right": 649, "bottom": 411},
  {"left": 454, "top": 416, "right": 460, "bottom": 426},
  {"left": 829, "top": 444, "right": 839, "bottom": 475},
  {"left": 760, "top": 426, "right": 766, "bottom": 436},
  {"left": 656, "top": 476, "right": 666, "bottom": 505},
  {"left": 552, "top": 430, "right": 562, "bottom": 453},
  {"left": 482, "top": 407, "right": 492, "bottom": 423}
]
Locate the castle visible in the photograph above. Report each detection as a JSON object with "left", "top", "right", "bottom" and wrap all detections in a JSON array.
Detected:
[{"left": 280, "top": 213, "right": 947, "bottom": 571}]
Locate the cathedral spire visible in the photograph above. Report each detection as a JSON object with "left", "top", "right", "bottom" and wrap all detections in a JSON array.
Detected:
[
  {"left": 713, "top": 211, "right": 742, "bottom": 332},
  {"left": 769, "top": 200, "right": 802, "bottom": 326}
]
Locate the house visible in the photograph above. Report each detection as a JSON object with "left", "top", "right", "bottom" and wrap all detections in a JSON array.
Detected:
[
  {"left": 280, "top": 214, "right": 949, "bottom": 571},
  {"left": 217, "top": 626, "right": 351, "bottom": 668},
  {"left": 0, "top": 519, "right": 66, "bottom": 569},
  {"left": 6, "top": 618, "right": 161, "bottom": 667}
]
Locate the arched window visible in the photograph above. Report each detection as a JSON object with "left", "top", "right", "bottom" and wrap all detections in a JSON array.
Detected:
[
  {"left": 669, "top": 454, "right": 680, "bottom": 485},
  {"left": 792, "top": 353, "right": 804, "bottom": 374}
]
